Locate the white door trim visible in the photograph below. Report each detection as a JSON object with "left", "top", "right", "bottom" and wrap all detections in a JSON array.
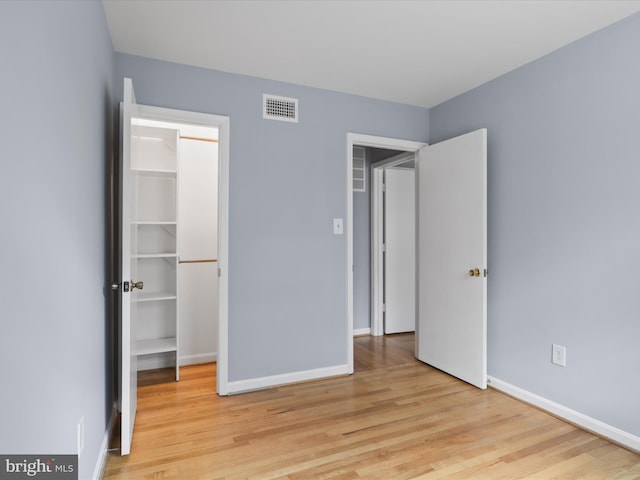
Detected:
[
  {"left": 134, "top": 104, "right": 230, "bottom": 395},
  {"left": 346, "top": 134, "right": 426, "bottom": 371}
]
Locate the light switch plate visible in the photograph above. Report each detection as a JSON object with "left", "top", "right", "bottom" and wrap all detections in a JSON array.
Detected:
[{"left": 333, "top": 218, "right": 343, "bottom": 235}]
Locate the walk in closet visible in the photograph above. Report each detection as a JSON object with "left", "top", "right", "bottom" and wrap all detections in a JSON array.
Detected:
[{"left": 131, "top": 119, "right": 219, "bottom": 380}]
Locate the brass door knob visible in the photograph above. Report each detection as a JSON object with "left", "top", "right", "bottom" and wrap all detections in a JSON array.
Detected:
[
  {"left": 469, "top": 268, "right": 480, "bottom": 277},
  {"left": 131, "top": 280, "right": 144, "bottom": 291}
]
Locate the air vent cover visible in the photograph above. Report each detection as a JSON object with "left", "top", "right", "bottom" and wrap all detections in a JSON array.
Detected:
[
  {"left": 263, "top": 94, "right": 298, "bottom": 123},
  {"left": 353, "top": 146, "right": 366, "bottom": 192}
]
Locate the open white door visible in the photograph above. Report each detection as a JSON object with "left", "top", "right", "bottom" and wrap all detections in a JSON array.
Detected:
[
  {"left": 119, "top": 77, "right": 139, "bottom": 454},
  {"left": 384, "top": 168, "right": 415, "bottom": 334},
  {"left": 416, "top": 129, "right": 487, "bottom": 389}
]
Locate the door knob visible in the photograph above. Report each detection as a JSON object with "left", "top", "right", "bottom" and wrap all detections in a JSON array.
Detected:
[
  {"left": 131, "top": 280, "right": 144, "bottom": 291},
  {"left": 469, "top": 268, "right": 480, "bottom": 277}
]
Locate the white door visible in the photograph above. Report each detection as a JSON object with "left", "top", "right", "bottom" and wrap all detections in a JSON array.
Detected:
[
  {"left": 384, "top": 168, "right": 415, "bottom": 334},
  {"left": 416, "top": 129, "right": 487, "bottom": 389},
  {"left": 119, "top": 77, "right": 139, "bottom": 455}
]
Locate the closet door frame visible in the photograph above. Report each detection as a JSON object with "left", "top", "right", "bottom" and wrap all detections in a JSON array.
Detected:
[{"left": 134, "top": 103, "right": 231, "bottom": 395}]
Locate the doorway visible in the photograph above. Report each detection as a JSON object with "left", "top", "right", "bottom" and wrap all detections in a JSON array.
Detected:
[
  {"left": 353, "top": 147, "right": 417, "bottom": 337},
  {"left": 120, "top": 102, "right": 230, "bottom": 397},
  {"left": 131, "top": 117, "right": 220, "bottom": 374},
  {"left": 347, "top": 129, "right": 487, "bottom": 387},
  {"left": 346, "top": 133, "right": 426, "bottom": 372},
  {"left": 371, "top": 154, "right": 416, "bottom": 336},
  {"left": 117, "top": 83, "right": 230, "bottom": 454}
]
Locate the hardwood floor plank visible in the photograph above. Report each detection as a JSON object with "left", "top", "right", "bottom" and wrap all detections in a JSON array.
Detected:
[{"left": 103, "top": 334, "right": 640, "bottom": 479}]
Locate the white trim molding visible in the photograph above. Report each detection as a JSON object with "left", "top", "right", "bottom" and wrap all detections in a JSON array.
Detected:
[
  {"left": 488, "top": 376, "right": 640, "bottom": 453},
  {"left": 216, "top": 116, "right": 230, "bottom": 396},
  {"left": 92, "top": 402, "right": 117, "bottom": 480},
  {"left": 138, "top": 352, "right": 218, "bottom": 370},
  {"left": 180, "top": 352, "right": 217, "bottom": 366},
  {"left": 226, "top": 364, "right": 350, "bottom": 395},
  {"left": 353, "top": 327, "right": 371, "bottom": 336}
]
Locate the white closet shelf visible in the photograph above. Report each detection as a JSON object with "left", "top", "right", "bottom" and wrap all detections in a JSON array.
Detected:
[
  {"left": 133, "top": 221, "right": 177, "bottom": 225},
  {"left": 131, "top": 123, "right": 179, "bottom": 380},
  {"left": 134, "top": 253, "right": 177, "bottom": 259},
  {"left": 134, "top": 168, "right": 177, "bottom": 177},
  {"left": 136, "top": 338, "right": 177, "bottom": 356},
  {"left": 135, "top": 291, "right": 177, "bottom": 302}
]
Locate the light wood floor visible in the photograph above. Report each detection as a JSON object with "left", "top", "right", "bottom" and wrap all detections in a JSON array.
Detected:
[{"left": 104, "top": 334, "right": 640, "bottom": 479}]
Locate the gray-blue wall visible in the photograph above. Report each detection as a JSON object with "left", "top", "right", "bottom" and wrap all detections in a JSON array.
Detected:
[
  {"left": 430, "top": 12, "right": 640, "bottom": 436},
  {"left": 0, "top": 1, "right": 115, "bottom": 478},
  {"left": 114, "top": 54, "right": 430, "bottom": 381},
  {"left": 5, "top": 3, "right": 637, "bottom": 472}
]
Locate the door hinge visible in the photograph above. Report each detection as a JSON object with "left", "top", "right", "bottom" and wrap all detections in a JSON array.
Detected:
[
  {"left": 382, "top": 243, "right": 386, "bottom": 253},
  {"left": 382, "top": 303, "right": 386, "bottom": 312}
]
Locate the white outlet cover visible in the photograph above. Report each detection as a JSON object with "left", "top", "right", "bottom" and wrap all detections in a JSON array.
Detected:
[{"left": 552, "top": 344, "right": 566, "bottom": 367}]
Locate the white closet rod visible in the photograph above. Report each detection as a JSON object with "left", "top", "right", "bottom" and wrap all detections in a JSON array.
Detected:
[
  {"left": 179, "top": 259, "right": 217, "bottom": 264},
  {"left": 179, "top": 135, "right": 218, "bottom": 143}
]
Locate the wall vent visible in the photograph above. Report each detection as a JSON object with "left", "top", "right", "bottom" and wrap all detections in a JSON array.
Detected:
[
  {"left": 263, "top": 94, "right": 298, "bottom": 123},
  {"left": 353, "top": 146, "right": 366, "bottom": 192}
]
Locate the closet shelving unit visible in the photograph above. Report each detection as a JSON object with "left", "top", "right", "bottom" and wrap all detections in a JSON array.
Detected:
[{"left": 131, "top": 124, "right": 180, "bottom": 380}]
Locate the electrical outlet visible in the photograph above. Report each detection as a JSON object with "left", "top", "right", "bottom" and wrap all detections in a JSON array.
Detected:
[
  {"left": 552, "top": 344, "right": 566, "bottom": 367},
  {"left": 77, "top": 416, "right": 85, "bottom": 457}
]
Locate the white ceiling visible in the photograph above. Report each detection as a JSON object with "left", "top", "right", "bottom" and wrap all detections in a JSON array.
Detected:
[{"left": 102, "top": 0, "right": 640, "bottom": 108}]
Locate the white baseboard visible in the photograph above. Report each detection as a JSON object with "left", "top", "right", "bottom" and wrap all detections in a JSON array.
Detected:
[
  {"left": 92, "top": 402, "right": 117, "bottom": 480},
  {"left": 137, "top": 352, "right": 173, "bottom": 371},
  {"left": 227, "top": 364, "right": 350, "bottom": 395},
  {"left": 180, "top": 352, "right": 217, "bottom": 366},
  {"left": 137, "top": 352, "right": 217, "bottom": 371},
  {"left": 487, "top": 376, "right": 640, "bottom": 453},
  {"left": 353, "top": 328, "right": 371, "bottom": 336}
]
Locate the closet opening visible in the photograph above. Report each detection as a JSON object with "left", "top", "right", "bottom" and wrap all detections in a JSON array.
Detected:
[{"left": 131, "top": 117, "right": 220, "bottom": 382}]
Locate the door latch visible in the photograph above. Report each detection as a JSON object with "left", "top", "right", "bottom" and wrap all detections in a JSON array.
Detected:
[
  {"left": 111, "top": 281, "right": 142, "bottom": 292},
  {"left": 111, "top": 282, "right": 129, "bottom": 292}
]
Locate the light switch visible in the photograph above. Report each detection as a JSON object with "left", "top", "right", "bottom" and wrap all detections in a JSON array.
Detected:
[{"left": 333, "top": 218, "right": 343, "bottom": 235}]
